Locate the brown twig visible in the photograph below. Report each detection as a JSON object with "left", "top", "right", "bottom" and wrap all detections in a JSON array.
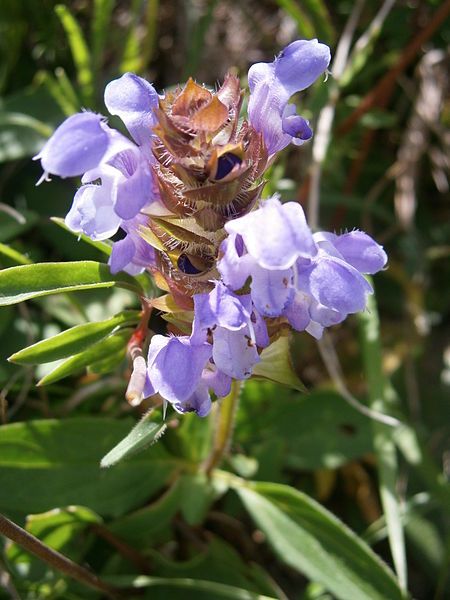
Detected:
[{"left": 0, "top": 513, "right": 125, "bottom": 599}]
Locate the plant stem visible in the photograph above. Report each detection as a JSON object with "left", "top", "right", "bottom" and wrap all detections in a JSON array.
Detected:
[
  {"left": 202, "top": 379, "right": 242, "bottom": 475},
  {"left": 358, "top": 282, "right": 408, "bottom": 594},
  {"left": 0, "top": 513, "right": 124, "bottom": 599}
]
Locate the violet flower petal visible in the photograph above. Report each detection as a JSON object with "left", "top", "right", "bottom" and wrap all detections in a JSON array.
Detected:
[
  {"left": 225, "top": 197, "right": 316, "bottom": 270},
  {"left": 212, "top": 326, "right": 260, "bottom": 380},
  {"left": 324, "top": 231, "right": 388, "bottom": 274},
  {"left": 109, "top": 235, "right": 136, "bottom": 274},
  {"left": 248, "top": 39, "right": 330, "bottom": 154},
  {"left": 301, "top": 257, "right": 373, "bottom": 315},
  {"left": 35, "top": 112, "right": 110, "bottom": 178},
  {"left": 65, "top": 183, "right": 121, "bottom": 240},
  {"left": 191, "top": 282, "right": 252, "bottom": 344},
  {"left": 147, "top": 335, "right": 212, "bottom": 404},
  {"left": 104, "top": 73, "right": 159, "bottom": 149},
  {"left": 250, "top": 263, "right": 294, "bottom": 317}
]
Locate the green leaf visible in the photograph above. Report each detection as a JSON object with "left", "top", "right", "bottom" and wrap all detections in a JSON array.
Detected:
[
  {"left": 0, "top": 418, "right": 178, "bottom": 517},
  {"left": 107, "top": 575, "right": 277, "bottom": 600},
  {"left": 0, "top": 261, "right": 141, "bottom": 306},
  {"left": 300, "top": 0, "right": 335, "bottom": 43},
  {"left": 169, "top": 411, "right": 213, "bottom": 463},
  {"left": 182, "top": 0, "right": 219, "bottom": 80},
  {"left": 9, "top": 310, "right": 140, "bottom": 365},
  {"left": 0, "top": 242, "right": 32, "bottom": 265},
  {"left": 51, "top": 217, "right": 112, "bottom": 256},
  {"left": 37, "top": 328, "right": 132, "bottom": 385},
  {"left": 0, "top": 86, "right": 61, "bottom": 163},
  {"left": 0, "top": 209, "right": 39, "bottom": 243},
  {"left": 55, "top": 4, "right": 94, "bottom": 105},
  {"left": 237, "top": 384, "right": 373, "bottom": 470},
  {"left": 235, "top": 481, "right": 403, "bottom": 600},
  {"left": 358, "top": 283, "right": 407, "bottom": 592},
  {"left": 107, "top": 537, "right": 279, "bottom": 598},
  {"left": 88, "top": 346, "right": 127, "bottom": 375},
  {"left": 6, "top": 506, "right": 101, "bottom": 564},
  {"left": 178, "top": 473, "right": 225, "bottom": 525},
  {"left": 35, "top": 69, "right": 79, "bottom": 116},
  {"left": 101, "top": 410, "right": 167, "bottom": 468},
  {"left": 251, "top": 335, "right": 306, "bottom": 392},
  {"left": 109, "top": 480, "right": 184, "bottom": 544}
]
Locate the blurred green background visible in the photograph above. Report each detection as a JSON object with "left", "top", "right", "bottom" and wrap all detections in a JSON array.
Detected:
[{"left": 0, "top": 1, "right": 449, "bottom": 599}]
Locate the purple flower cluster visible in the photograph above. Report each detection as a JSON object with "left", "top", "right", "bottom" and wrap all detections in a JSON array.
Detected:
[
  {"left": 219, "top": 197, "right": 387, "bottom": 339},
  {"left": 143, "top": 198, "right": 386, "bottom": 415},
  {"left": 35, "top": 73, "right": 162, "bottom": 275},
  {"left": 35, "top": 38, "right": 387, "bottom": 418}
]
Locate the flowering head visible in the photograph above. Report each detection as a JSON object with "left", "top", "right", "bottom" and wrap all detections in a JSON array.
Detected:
[{"left": 34, "top": 38, "right": 387, "bottom": 417}]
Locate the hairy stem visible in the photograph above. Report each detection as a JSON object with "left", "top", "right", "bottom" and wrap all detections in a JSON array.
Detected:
[
  {"left": 202, "top": 379, "right": 242, "bottom": 475},
  {"left": 0, "top": 513, "right": 124, "bottom": 599}
]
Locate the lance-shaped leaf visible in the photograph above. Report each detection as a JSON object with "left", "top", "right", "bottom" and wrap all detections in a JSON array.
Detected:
[
  {"left": 235, "top": 481, "right": 403, "bottom": 600},
  {"left": 37, "top": 328, "right": 133, "bottom": 385},
  {"left": 0, "top": 242, "right": 32, "bottom": 265},
  {"left": 0, "top": 417, "right": 177, "bottom": 517},
  {"left": 251, "top": 334, "right": 306, "bottom": 392},
  {"left": 0, "top": 261, "right": 141, "bottom": 306},
  {"left": 9, "top": 310, "right": 140, "bottom": 365},
  {"left": 101, "top": 410, "right": 167, "bottom": 468}
]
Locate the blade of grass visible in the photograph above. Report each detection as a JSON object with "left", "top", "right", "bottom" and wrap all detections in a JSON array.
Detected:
[
  {"left": 54, "top": 67, "right": 80, "bottom": 111},
  {"left": 55, "top": 4, "right": 94, "bottom": 105},
  {"left": 141, "top": 0, "right": 159, "bottom": 71},
  {"left": 0, "top": 112, "right": 52, "bottom": 138},
  {"left": 183, "top": 0, "right": 218, "bottom": 79},
  {"left": 91, "top": 0, "right": 115, "bottom": 76},
  {"left": 274, "top": 0, "right": 315, "bottom": 39},
  {"left": 358, "top": 281, "right": 408, "bottom": 594},
  {"left": 120, "top": 0, "right": 145, "bottom": 74},
  {"left": 35, "top": 70, "right": 78, "bottom": 116},
  {"left": 300, "top": 0, "right": 335, "bottom": 44},
  {"left": 340, "top": 0, "right": 396, "bottom": 87}
]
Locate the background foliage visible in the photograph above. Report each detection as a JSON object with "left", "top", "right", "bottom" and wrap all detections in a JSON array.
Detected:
[{"left": 0, "top": 1, "right": 449, "bottom": 598}]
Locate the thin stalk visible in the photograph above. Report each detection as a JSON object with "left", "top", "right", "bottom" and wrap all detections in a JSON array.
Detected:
[
  {"left": 0, "top": 513, "right": 125, "bottom": 599},
  {"left": 317, "top": 331, "right": 400, "bottom": 427},
  {"left": 307, "top": 0, "right": 365, "bottom": 228},
  {"left": 358, "top": 282, "right": 408, "bottom": 594},
  {"left": 202, "top": 379, "right": 242, "bottom": 475}
]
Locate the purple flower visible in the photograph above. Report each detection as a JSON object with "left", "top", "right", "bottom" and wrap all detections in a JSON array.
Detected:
[
  {"left": 192, "top": 282, "right": 268, "bottom": 380},
  {"left": 34, "top": 112, "right": 111, "bottom": 181},
  {"left": 145, "top": 334, "right": 233, "bottom": 416},
  {"left": 145, "top": 335, "right": 213, "bottom": 416},
  {"left": 36, "top": 73, "right": 161, "bottom": 243},
  {"left": 104, "top": 72, "right": 159, "bottom": 153},
  {"left": 218, "top": 197, "right": 387, "bottom": 338},
  {"left": 218, "top": 197, "right": 316, "bottom": 316},
  {"left": 109, "top": 213, "right": 157, "bottom": 275},
  {"left": 247, "top": 39, "right": 331, "bottom": 154},
  {"left": 284, "top": 230, "right": 387, "bottom": 337}
]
